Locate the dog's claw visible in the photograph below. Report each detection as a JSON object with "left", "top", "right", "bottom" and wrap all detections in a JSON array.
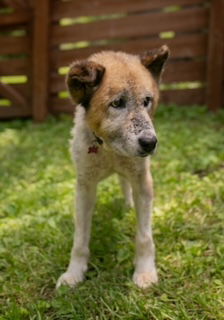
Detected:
[{"left": 133, "top": 271, "right": 158, "bottom": 289}]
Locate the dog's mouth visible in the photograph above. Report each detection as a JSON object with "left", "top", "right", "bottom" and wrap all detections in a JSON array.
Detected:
[
  {"left": 138, "top": 151, "right": 154, "bottom": 157},
  {"left": 138, "top": 151, "right": 149, "bottom": 157},
  {"left": 138, "top": 148, "right": 157, "bottom": 157}
]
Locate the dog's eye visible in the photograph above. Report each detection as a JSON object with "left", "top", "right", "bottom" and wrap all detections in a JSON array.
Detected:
[
  {"left": 110, "top": 98, "right": 125, "bottom": 109},
  {"left": 143, "top": 96, "right": 153, "bottom": 108}
]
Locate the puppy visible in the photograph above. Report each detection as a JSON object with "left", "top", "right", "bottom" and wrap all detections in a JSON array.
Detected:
[{"left": 57, "top": 46, "right": 169, "bottom": 289}]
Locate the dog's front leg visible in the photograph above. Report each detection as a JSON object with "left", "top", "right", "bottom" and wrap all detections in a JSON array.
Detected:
[
  {"left": 56, "top": 178, "right": 97, "bottom": 288},
  {"left": 119, "top": 175, "right": 134, "bottom": 209},
  {"left": 131, "top": 171, "right": 158, "bottom": 289}
]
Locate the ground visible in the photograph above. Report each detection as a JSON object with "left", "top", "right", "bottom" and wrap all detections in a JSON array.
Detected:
[{"left": 0, "top": 105, "right": 224, "bottom": 320}]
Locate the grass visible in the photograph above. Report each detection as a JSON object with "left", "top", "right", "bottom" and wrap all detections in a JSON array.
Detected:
[{"left": 0, "top": 105, "right": 224, "bottom": 320}]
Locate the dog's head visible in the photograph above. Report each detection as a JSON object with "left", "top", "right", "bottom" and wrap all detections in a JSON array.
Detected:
[{"left": 67, "top": 46, "right": 169, "bottom": 157}]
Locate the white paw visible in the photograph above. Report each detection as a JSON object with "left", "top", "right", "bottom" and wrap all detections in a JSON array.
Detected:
[
  {"left": 133, "top": 270, "right": 158, "bottom": 289},
  {"left": 56, "top": 270, "right": 84, "bottom": 289}
]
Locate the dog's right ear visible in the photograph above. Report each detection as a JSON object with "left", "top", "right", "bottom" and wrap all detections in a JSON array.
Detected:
[
  {"left": 66, "top": 60, "right": 105, "bottom": 108},
  {"left": 140, "top": 45, "right": 170, "bottom": 82}
]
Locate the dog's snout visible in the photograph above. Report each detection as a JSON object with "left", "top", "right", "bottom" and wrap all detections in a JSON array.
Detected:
[{"left": 138, "top": 136, "right": 157, "bottom": 154}]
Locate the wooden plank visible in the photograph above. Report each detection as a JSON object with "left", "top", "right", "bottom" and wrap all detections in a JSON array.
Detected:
[
  {"left": 161, "top": 88, "right": 206, "bottom": 105},
  {"left": 4, "top": 0, "right": 32, "bottom": 9},
  {"left": 0, "top": 105, "right": 31, "bottom": 118},
  {"left": 0, "top": 10, "right": 31, "bottom": 26},
  {"left": 50, "top": 74, "right": 66, "bottom": 93},
  {"left": 0, "top": 84, "right": 29, "bottom": 98},
  {"left": 163, "top": 60, "right": 206, "bottom": 83},
  {"left": 0, "top": 82, "right": 29, "bottom": 96},
  {"left": 0, "top": 82, "right": 26, "bottom": 106},
  {"left": 51, "top": 33, "right": 207, "bottom": 69},
  {"left": 51, "top": 7, "right": 209, "bottom": 45},
  {"left": 32, "top": 0, "right": 50, "bottom": 121},
  {"left": 0, "top": 36, "right": 29, "bottom": 54},
  {"left": 206, "top": 0, "right": 224, "bottom": 111},
  {"left": 50, "top": 59, "right": 206, "bottom": 93},
  {"left": 53, "top": 0, "right": 206, "bottom": 21},
  {"left": 49, "top": 97, "right": 74, "bottom": 114},
  {"left": 7, "top": 83, "right": 29, "bottom": 97},
  {"left": 0, "top": 58, "right": 28, "bottom": 75},
  {"left": 0, "top": 1, "right": 7, "bottom": 8}
]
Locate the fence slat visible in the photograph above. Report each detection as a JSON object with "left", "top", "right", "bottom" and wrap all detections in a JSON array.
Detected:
[
  {"left": 164, "top": 60, "right": 206, "bottom": 83},
  {"left": 6, "top": 83, "right": 29, "bottom": 97},
  {"left": 0, "top": 58, "right": 28, "bottom": 75},
  {"left": 0, "top": 10, "right": 31, "bottom": 26},
  {"left": 51, "top": 7, "right": 209, "bottom": 45},
  {"left": 53, "top": 0, "right": 206, "bottom": 20},
  {"left": 0, "top": 82, "right": 26, "bottom": 106},
  {"left": 49, "top": 97, "right": 74, "bottom": 114},
  {"left": 52, "top": 33, "right": 207, "bottom": 69},
  {"left": 4, "top": 0, "right": 32, "bottom": 9},
  {"left": 206, "top": 0, "right": 224, "bottom": 111},
  {"left": 0, "top": 36, "right": 29, "bottom": 54},
  {"left": 32, "top": 0, "right": 50, "bottom": 121},
  {"left": 0, "top": 105, "right": 31, "bottom": 118},
  {"left": 161, "top": 88, "right": 206, "bottom": 105}
]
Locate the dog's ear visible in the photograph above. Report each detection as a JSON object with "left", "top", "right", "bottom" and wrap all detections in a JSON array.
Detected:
[
  {"left": 140, "top": 45, "right": 170, "bottom": 81},
  {"left": 66, "top": 60, "right": 105, "bottom": 108}
]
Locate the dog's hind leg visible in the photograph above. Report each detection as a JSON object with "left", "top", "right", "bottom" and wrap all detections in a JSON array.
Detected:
[
  {"left": 119, "top": 175, "right": 134, "bottom": 209},
  {"left": 56, "top": 178, "right": 97, "bottom": 288},
  {"left": 131, "top": 170, "right": 158, "bottom": 289}
]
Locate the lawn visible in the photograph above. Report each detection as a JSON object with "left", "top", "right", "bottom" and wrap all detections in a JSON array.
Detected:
[{"left": 0, "top": 105, "right": 224, "bottom": 320}]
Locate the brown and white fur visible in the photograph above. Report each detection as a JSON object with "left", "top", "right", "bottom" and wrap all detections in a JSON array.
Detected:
[{"left": 56, "top": 46, "right": 170, "bottom": 289}]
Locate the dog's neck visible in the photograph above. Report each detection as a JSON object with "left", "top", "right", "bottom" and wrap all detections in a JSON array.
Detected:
[{"left": 74, "top": 106, "right": 104, "bottom": 154}]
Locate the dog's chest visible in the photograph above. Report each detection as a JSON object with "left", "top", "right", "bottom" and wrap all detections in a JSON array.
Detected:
[{"left": 74, "top": 142, "right": 147, "bottom": 181}]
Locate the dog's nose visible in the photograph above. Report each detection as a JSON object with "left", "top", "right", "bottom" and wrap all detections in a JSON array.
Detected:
[{"left": 138, "top": 136, "right": 157, "bottom": 153}]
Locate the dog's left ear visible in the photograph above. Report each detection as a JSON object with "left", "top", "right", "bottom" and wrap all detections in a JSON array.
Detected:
[
  {"left": 66, "top": 60, "right": 105, "bottom": 108},
  {"left": 140, "top": 45, "right": 170, "bottom": 82}
]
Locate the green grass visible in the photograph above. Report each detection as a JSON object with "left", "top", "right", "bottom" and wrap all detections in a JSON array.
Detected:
[{"left": 0, "top": 106, "right": 224, "bottom": 320}]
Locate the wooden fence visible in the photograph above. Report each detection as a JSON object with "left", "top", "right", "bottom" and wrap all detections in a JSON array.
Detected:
[{"left": 0, "top": 0, "right": 224, "bottom": 121}]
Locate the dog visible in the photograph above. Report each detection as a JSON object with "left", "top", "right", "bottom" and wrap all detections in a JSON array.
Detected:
[{"left": 56, "top": 46, "right": 170, "bottom": 289}]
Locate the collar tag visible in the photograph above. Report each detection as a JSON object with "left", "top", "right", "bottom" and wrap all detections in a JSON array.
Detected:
[{"left": 88, "top": 145, "right": 99, "bottom": 154}]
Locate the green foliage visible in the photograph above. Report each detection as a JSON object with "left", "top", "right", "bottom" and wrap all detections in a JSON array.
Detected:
[{"left": 0, "top": 106, "right": 224, "bottom": 319}]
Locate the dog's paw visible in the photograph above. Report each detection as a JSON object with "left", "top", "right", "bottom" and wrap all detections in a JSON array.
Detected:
[
  {"left": 133, "top": 270, "right": 158, "bottom": 289},
  {"left": 56, "top": 270, "right": 84, "bottom": 289}
]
